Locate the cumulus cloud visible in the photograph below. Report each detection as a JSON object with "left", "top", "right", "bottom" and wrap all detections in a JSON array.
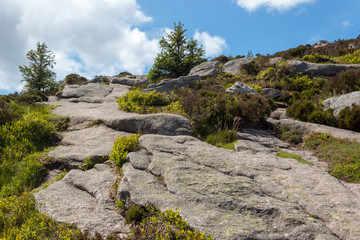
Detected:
[
  {"left": 235, "top": 0, "right": 315, "bottom": 12},
  {"left": 342, "top": 20, "right": 350, "bottom": 27},
  {"left": 193, "top": 31, "right": 227, "bottom": 57},
  {"left": 0, "top": 0, "right": 160, "bottom": 92}
]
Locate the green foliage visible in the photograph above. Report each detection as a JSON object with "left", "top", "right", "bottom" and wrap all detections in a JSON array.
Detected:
[
  {"left": 0, "top": 192, "right": 84, "bottom": 239},
  {"left": 276, "top": 151, "right": 313, "bottom": 166},
  {"left": 125, "top": 205, "right": 148, "bottom": 224},
  {"left": 109, "top": 134, "right": 140, "bottom": 168},
  {"left": 302, "top": 53, "right": 333, "bottom": 63},
  {"left": 323, "top": 69, "right": 360, "bottom": 95},
  {"left": 117, "top": 89, "right": 171, "bottom": 113},
  {"left": 279, "top": 126, "right": 303, "bottom": 144},
  {"left": 286, "top": 99, "right": 316, "bottom": 121},
  {"left": 148, "top": 22, "right": 205, "bottom": 83},
  {"left": 19, "top": 42, "right": 57, "bottom": 94},
  {"left": 0, "top": 100, "right": 11, "bottom": 125},
  {"left": 205, "top": 130, "right": 238, "bottom": 148},
  {"left": 128, "top": 208, "right": 213, "bottom": 240},
  {"left": 304, "top": 132, "right": 360, "bottom": 183},
  {"left": 79, "top": 156, "right": 108, "bottom": 171},
  {"left": 338, "top": 104, "right": 360, "bottom": 132},
  {"left": 333, "top": 49, "right": 360, "bottom": 64},
  {"left": 64, "top": 73, "right": 88, "bottom": 85}
]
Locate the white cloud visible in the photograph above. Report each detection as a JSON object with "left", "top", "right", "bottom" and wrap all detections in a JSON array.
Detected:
[
  {"left": 235, "top": 0, "right": 315, "bottom": 12},
  {"left": 193, "top": 31, "right": 227, "bottom": 57},
  {"left": 0, "top": 0, "right": 160, "bottom": 93},
  {"left": 342, "top": 20, "right": 350, "bottom": 27}
]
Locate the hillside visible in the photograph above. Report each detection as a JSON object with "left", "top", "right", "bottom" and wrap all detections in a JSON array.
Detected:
[{"left": 1, "top": 36, "right": 360, "bottom": 239}]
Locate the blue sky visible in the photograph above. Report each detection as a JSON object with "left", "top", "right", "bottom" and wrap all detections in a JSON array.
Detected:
[{"left": 0, "top": 0, "right": 359, "bottom": 95}]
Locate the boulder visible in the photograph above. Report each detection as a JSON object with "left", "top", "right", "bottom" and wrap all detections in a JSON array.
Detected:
[
  {"left": 61, "top": 83, "right": 113, "bottom": 102},
  {"left": 323, "top": 91, "right": 360, "bottom": 116},
  {"left": 188, "top": 61, "right": 220, "bottom": 78},
  {"left": 270, "top": 108, "right": 287, "bottom": 120},
  {"left": 35, "top": 164, "right": 129, "bottom": 237},
  {"left": 235, "top": 139, "right": 276, "bottom": 154},
  {"left": 117, "top": 134, "right": 360, "bottom": 239},
  {"left": 269, "top": 57, "right": 284, "bottom": 65},
  {"left": 262, "top": 88, "right": 283, "bottom": 98},
  {"left": 222, "top": 57, "right": 254, "bottom": 75},
  {"left": 225, "top": 81, "right": 259, "bottom": 95},
  {"left": 238, "top": 128, "right": 289, "bottom": 149},
  {"left": 313, "top": 40, "right": 331, "bottom": 48},
  {"left": 110, "top": 75, "right": 149, "bottom": 86},
  {"left": 144, "top": 75, "right": 202, "bottom": 93},
  {"left": 288, "top": 60, "right": 360, "bottom": 76},
  {"left": 104, "top": 113, "right": 191, "bottom": 136}
]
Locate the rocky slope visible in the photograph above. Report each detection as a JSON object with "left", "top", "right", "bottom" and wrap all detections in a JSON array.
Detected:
[{"left": 35, "top": 65, "right": 360, "bottom": 239}]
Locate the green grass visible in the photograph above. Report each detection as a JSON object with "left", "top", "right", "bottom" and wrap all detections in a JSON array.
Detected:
[
  {"left": 276, "top": 151, "right": 314, "bottom": 166},
  {"left": 221, "top": 140, "right": 237, "bottom": 151},
  {"left": 305, "top": 132, "right": 360, "bottom": 183}
]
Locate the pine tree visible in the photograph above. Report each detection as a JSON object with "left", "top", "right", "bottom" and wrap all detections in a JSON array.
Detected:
[
  {"left": 148, "top": 22, "right": 205, "bottom": 82},
  {"left": 19, "top": 42, "right": 56, "bottom": 93}
]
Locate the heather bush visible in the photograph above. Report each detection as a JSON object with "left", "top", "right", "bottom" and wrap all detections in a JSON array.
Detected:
[
  {"left": 286, "top": 99, "right": 316, "bottom": 121},
  {"left": 323, "top": 69, "right": 360, "bottom": 95},
  {"left": 337, "top": 104, "right": 360, "bottom": 132},
  {"left": 64, "top": 73, "right": 88, "bottom": 85}
]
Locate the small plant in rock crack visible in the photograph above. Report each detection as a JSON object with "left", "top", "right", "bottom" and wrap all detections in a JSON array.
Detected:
[{"left": 109, "top": 134, "right": 141, "bottom": 168}]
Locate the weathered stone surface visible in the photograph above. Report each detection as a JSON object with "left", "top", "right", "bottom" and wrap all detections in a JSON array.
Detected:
[
  {"left": 270, "top": 108, "right": 287, "bottom": 120},
  {"left": 269, "top": 57, "right": 284, "bottom": 65},
  {"left": 238, "top": 128, "right": 289, "bottom": 149},
  {"left": 225, "top": 81, "right": 259, "bottom": 95},
  {"left": 144, "top": 75, "right": 202, "bottom": 93},
  {"left": 262, "top": 88, "right": 283, "bottom": 98},
  {"left": 323, "top": 91, "right": 360, "bottom": 116},
  {"left": 104, "top": 113, "right": 191, "bottom": 136},
  {"left": 222, "top": 57, "right": 254, "bottom": 75},
  {"left": 188, "top": 61, "right": 220, "bottom": 78},
  {"left": 235, "top": 139, "right": 276, "bottom": 153},
  {"left": 313, "top": 40, "right": 331, "bottom": 48},
  {"left": 288, "top": 60, "right": 360, "bottom": 76},
  {"left": 118, "top": 134, "right": 360, "bottom": 240},
  {"left": 110, "top": 75, "right": 148, "bottom": 86},
  {"left": 49, "top": 125, "right": 131, "bottom": 168},
  {"left": 61, "top": 83, "right": 113, "bottom": 102},
  {"left": 35, "top": 164, "right": 129, "bottom": 237},
  {"left": 46, "top": 100, "right": 191, "bottom": 136},
  {"left": 270, "top": 118, "right": 360, "bottom": 142}
]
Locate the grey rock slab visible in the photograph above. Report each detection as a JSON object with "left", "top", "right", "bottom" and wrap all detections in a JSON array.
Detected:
[
  {"left": 110, "top": 75, "right": 149, "bottom": 86},
  {"left": 226, "top": 81, "right": 259, "bottom": 95},
  {"left": 35, "top": 164, "right": 129, "bottom": 237},
  {"left": 49, "top": 125, "right": 131, "bottom": 168},
  {"left": 235, "top": 139, "right": 276, "bottom": 154},
  {"left": 144, "top": 75, "right": 202, "bottom": 93},
  {"left": 61, "top": 83, "right": 113, "bottom": 100},
  {"left": 272, "top": 118, "right": 360, "bottom": 142},
  {"left": 188, "top": 61, "right": 220, "bottom": 78},
  {"left": 313, "top": 40, "right": 331, "bottom": 48},
  {"left": 117, "top": 134, "right": 360, "bottom": 239},
  {"left": 45, "top": 100, "right": 191, "bottom": 136},
  {"left": 238, "top": 128, "right": 289, "bottom": 149},
  {"left": 288, "top": 60, "right": 360, "bottom": 76},
  {"left": 270, "top": 108, "right": 287, "bottom": 120},
  {"left": 222, "top": 57, "right": 254, "bottom": 75},
  {"left": 323, "top": 91, "right": 360, "bottom": 116}
]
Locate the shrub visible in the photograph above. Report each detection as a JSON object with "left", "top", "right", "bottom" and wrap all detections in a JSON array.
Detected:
[
  {"left": 286, "top": 99, "right": 315, "bottom": 121},
  {"left": 0, "top": 100, "right": 11, "bottom": 125},
  {"left": 279, "top": 126, "right": 303, "bottom": 144},
  {"left": 333, "top": 49, "right": 360, "bottom": 64},
  {"left": 117, "top": 89, "right": 171, "bottom": 113},
  {"left": 64, "top": 73, "right": 88, "bottom": 85},
  {"left": 125, "top": 205, "right": 149, "bottom": 224},
  {"left": 338, "top": 104, "right": 360, "bottom": 132},
  {"left": 308, "top": 109, "right": 337, "bottom": 126},
  {"left": 110, "top": 134, "right": 140, "bottom": 168},
  {"left": 205, "top": 129, "right": 237, "bottom": 148},
  {"left": 323, "top": 69, "right": 360, "bottom": 95},
  {"left": 15, "top": 93, "right": 42, "bottom": 104},
  {"left": 303, "top": 53, "right": 333, "bottom": 63}
]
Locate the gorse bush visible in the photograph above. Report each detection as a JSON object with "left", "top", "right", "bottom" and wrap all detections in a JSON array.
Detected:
[
  {"left": 128, "top": 207, "right": 213, "bottom": 240},
  {"left": 110, "top": 134, "right": 140, "bottom": 168},
  {"left": 333, "top": 49, "right": 360, "bottom": 64},
  {"left": 302, "top": 53, "right": 333, "bottom": 63},
  {"left": 117, "top": 89, "right": 171, "bottom": 113}
]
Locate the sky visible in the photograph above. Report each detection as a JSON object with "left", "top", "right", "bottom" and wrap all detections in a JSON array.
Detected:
[{"left": 0, "top": 0, "right": 359, "bottom": 95}]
